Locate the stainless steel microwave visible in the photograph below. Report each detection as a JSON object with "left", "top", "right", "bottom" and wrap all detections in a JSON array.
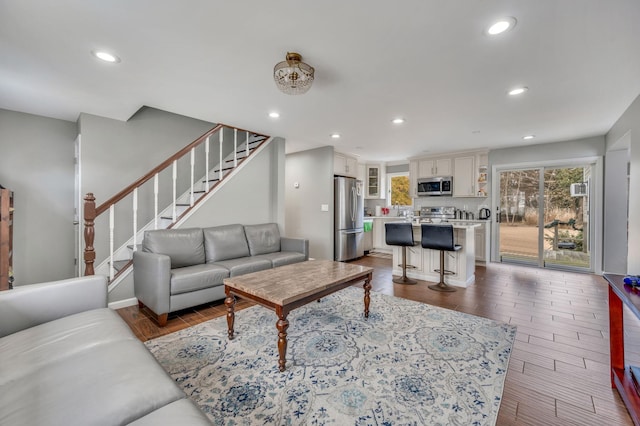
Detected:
[{"left": 417, "top": 176, "right": 453, "bottom": 196}]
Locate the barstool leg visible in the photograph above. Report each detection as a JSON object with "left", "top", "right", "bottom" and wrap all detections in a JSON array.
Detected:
[
  {"left": 428, "top": 250, "right": 456, "bottom": 292},
  {"left": 393, "top": 246, "right": 417, "bottom": 285}
]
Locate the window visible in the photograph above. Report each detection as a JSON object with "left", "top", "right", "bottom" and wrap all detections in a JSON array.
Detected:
[{"left": 387, "top": 172, "right": 412, "bottom": 207}]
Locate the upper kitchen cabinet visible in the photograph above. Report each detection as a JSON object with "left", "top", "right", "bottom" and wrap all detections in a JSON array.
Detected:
[
  {"left": 418, "top": 158, "right": 451, "bottom": 178},
  {"left": 453, "top": 155, "right": 475, "bottom": 197},
  {"left": 334, "top": 152, "right": 358, "bottom": 178},
  {"left": 410, "top": 150, "right": 488, "bottom": 198},
  {"left": 366, "top": 164, "right": 386, "bottom": 199}
]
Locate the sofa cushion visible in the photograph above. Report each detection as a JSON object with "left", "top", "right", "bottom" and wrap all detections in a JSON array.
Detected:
[
  {"left": 244, "top": 223, "right": 281, "bottom": 256},
  {"left": 212, "top": 257, "right": 272, "bottom": 277},
  {"left": 170, "top": 264, "right": 229, "bottom": 295},
  {"left": 143, "top": 228, "right": 205, "bottom": 268},
  {"left": 0, "top": 308, "right": 135, "bottom": 384},
  {"left": 254, "top": 251, "right": 307, "bottom": 268},
  {"left": 203, "top": 224, "right": 250, "bottom": 262},
  {"left": 0, "top": 312, "right": 186, "bottom": 426}
]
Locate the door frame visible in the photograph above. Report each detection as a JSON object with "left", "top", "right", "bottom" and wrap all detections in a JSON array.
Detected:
[{"left": 490, "top": 156, "right": 604, "bottom": 274}]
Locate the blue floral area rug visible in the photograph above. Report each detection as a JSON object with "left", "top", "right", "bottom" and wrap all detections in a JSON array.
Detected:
[{"left": 145, "top": 287, "right": 516, "bottom": 425}]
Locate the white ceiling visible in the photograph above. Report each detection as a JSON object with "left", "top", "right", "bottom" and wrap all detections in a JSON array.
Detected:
[{"left": 2, "top": 0, "right": 640, "bottom": 162}]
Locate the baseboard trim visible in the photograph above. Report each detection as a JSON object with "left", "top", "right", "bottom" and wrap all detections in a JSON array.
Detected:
[{"left": 108, "top": 297, "right": 138, "bottom": 310}]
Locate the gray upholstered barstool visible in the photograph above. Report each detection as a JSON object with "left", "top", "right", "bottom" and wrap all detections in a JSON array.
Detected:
[
  {"left": 421, "top": 223, "right": 461, "bottom": 292},
  {"left": 385, "top": 222, "right": 417, "bottom": 284}
]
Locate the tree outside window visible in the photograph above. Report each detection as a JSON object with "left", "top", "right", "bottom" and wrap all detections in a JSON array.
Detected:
[{"left": 389, "top": 174, "right": 412, "bottom": 206}]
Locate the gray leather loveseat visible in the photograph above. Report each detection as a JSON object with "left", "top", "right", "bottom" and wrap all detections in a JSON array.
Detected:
[
  {"left": 133, "top": 223, "right": 309, "bottom": 325},
  {"left": 0, "top": 275, "right": 212, "bottom": 426}
]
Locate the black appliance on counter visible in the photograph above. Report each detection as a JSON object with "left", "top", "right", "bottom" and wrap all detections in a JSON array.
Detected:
[{"left": 478, "top": 208, "right": 491, "bottom": 220}]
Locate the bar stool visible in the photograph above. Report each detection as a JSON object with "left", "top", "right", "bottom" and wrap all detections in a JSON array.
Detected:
[
  {"left": 385, "top": 222, "right": 417, "bottom": 284},
  {"left": 421, "top": 223, "right": 461, "bottom": 292}
]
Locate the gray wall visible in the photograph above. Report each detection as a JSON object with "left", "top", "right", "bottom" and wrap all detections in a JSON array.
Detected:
[
  {"left": 109, "top": 137, "right": 286, "bottom": 304},
  {"left": 0, "top": 109, "right": 77, "bottom": 284},
  {"left": 285, "top": 146, "right": 334, "bottom": 260},
  {"left": 183, "top": 138, "right": 285, "bottom": 229},
  {"left": 79, "top": 107, "right": 216, "bottom": 202},
  {"left": 78, "top": 107, "right": 217, "bottom": 264},
  {"left": 606, "top": 92, "right": 640, "bottom": 274},
  {"left": 489, "top": 136, "right": 605, "bottom": 165},
  {"left": 603, "top": 149, "right": 629, "bottom": 273}
]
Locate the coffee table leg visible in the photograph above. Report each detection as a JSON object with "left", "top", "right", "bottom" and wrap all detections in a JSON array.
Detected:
[
  {"left": 276, "top": 307, "right": 289, "bottom": 372},
  {"left": 225, "top": 292, "right": 236, "bottom": 340},
  {"left": 363, "top": 272, "right": 372, "bottom": 319}
]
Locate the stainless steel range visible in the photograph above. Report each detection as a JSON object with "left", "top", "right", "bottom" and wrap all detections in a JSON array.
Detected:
[{"left": 420, "top": 206, "right": 456, "bottom": 222}]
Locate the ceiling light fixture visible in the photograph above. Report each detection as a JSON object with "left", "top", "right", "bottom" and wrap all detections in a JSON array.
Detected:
[
  {"left": 273, "top": 52, "right": 315, "bottom": 95},
  {"left": 268, "top": 112, "right": 280, "bottom": 118},
  {"left": 331, "top": 133, "right": 341, "bottom": 139},
  {"left": 487, "top": 17, "right": 517, "bottom": 35},
  {"left": 392, "top": 118, "right": 405, "bottom": 124},
  {"left": 523, "top": 135, "right": 535, "bottom": 140},
  {"left": 91, "top": 50, "right": 120, "bottom": 63},
  {"left": 508, "top": 86, "right": 528, "bottom": 96}
]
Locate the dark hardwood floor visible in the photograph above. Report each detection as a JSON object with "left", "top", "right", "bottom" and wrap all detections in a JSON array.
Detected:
[{"left": 117, "top": 256, "right": 637, "bottom": 425}]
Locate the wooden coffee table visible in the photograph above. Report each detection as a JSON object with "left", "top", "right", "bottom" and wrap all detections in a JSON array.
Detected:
[{"left": 224, "top": 259, "right": 374, "bottom": 372}]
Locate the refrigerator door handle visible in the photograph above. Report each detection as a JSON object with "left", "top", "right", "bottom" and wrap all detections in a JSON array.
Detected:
[
  {"left": 351, "top": 186, "right": 356, "bottom": 223},
  {"left": 343, "top": 229, "right": 362, "bottom": 234}
]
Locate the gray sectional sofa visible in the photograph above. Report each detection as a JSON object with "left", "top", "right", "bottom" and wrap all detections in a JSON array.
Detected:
[
  {"left": 133, "top": 223, "right": 309, "bottom": 325},
  {"left": 0, "top": 275, "right": 212, "bottom": 426}
]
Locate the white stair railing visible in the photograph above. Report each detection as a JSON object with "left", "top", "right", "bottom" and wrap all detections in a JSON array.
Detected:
[{"left": 83, "top": 124, "right": 269, "bottom": 281}]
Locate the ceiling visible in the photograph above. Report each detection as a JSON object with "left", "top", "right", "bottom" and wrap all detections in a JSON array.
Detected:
[{"left": 2, "top": 1, "right": 640, "bottom": 163}]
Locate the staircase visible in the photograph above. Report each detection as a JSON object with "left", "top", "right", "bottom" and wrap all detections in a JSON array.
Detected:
[{"left": 82, "top": 124, "right": 270, "bottom": 291}]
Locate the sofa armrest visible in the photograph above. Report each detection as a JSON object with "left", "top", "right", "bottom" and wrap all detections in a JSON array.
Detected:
[
  {"left": 0, "top": 275, "right": 108, "bottom": 338},
  {"left": 133, "top": 251, "right": 172, "bottom": 316},
  {"left": 281, "top": 237, "right": 309, "bottom": 260}
]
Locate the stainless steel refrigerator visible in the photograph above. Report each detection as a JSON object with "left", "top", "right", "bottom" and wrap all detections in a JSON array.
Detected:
[{"left": 334, "top": 176, "right": 364, "bottom": 261}]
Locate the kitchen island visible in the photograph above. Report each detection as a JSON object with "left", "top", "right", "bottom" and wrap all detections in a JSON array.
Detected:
[{"left": 390, "top": 222, "right": 479, "bottom": 288}]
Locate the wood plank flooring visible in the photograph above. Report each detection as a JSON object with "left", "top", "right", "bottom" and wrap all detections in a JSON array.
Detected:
[{"left": 117, "top": 257, "right": 637, "bottom": 425}]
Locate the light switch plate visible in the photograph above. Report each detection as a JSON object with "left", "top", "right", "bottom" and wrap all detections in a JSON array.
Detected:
[{"left": 321, "top": 204, "right": 329, "bottom": 212}]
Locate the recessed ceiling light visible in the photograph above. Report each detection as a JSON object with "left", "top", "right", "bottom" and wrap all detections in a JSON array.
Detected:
[
  {"left": 523, "top": 135, "right": 535, "bottom": 140},
  {"left": 508, "top": 86, "right": 528, "bottom": 96},
  {"left": 330, "top": 133, "right": 341, "bottom": 139},
  {"left": 268, "top": 112, "right": 280, "bottom": 118},
  {"left": 392, "top": 118, "right": 405, "bottom": 124},
  {"left": 91, "top": 50, "right": 120, "bottom": 63},
  {"left": 487, "top": 17, "right": 517, "bottom": 35}
]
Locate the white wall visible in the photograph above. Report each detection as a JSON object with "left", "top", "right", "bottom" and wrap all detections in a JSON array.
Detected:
[
  {"left": 285, "top": 146, "right": 334, "bottom": 260},
  {"left": 0, "top": 109, "right": 77, "bottom": 284},
  {"left": 606, "top": 93, "right": 640, "bottom": 274}
]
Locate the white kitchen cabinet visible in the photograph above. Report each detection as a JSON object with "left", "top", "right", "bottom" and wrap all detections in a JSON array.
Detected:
[
  {"left": 372, "top": 217, "right": 396, "bottom": 253},
  {"left": 427, "top": 249, "right": 461, "bottom": 278},
  {"left": 409, "top": 160, "right": 419, "bottom": 198},
  {"left": 393, "top": 226, "right": 423, "bottom": 272},
  {"left": 366, "top": 164, "right": 386, "bottom": 199},
  {"left": 334, "top": 152, "right": 358, "bottom": 177},
  {"left": 453, "top": 156, "right": 476, "bottom": 197},
  {"left": 474, "top": 221, "right": 490, "bottom": 264},
  {"left": 418, "top": 158, "right": 451, "bottom": 178}
]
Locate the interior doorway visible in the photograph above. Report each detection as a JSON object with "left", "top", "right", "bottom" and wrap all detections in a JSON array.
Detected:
[{"left": 497, "top": 164, "right": 592, "bottom": 271}]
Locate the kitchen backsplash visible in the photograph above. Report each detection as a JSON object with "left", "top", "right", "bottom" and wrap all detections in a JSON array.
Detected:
[{"left": 364, "top": 197, "right": 490, "bottom": 216}]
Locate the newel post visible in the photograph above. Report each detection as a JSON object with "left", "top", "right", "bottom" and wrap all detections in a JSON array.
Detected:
[{"left": 84, "top": 193, "right": 96, "bottom": 276}]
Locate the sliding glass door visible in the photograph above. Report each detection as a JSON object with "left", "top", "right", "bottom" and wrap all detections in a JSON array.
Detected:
[{"left": 497, "top": 165, "right": 592, "bottom": 271}]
